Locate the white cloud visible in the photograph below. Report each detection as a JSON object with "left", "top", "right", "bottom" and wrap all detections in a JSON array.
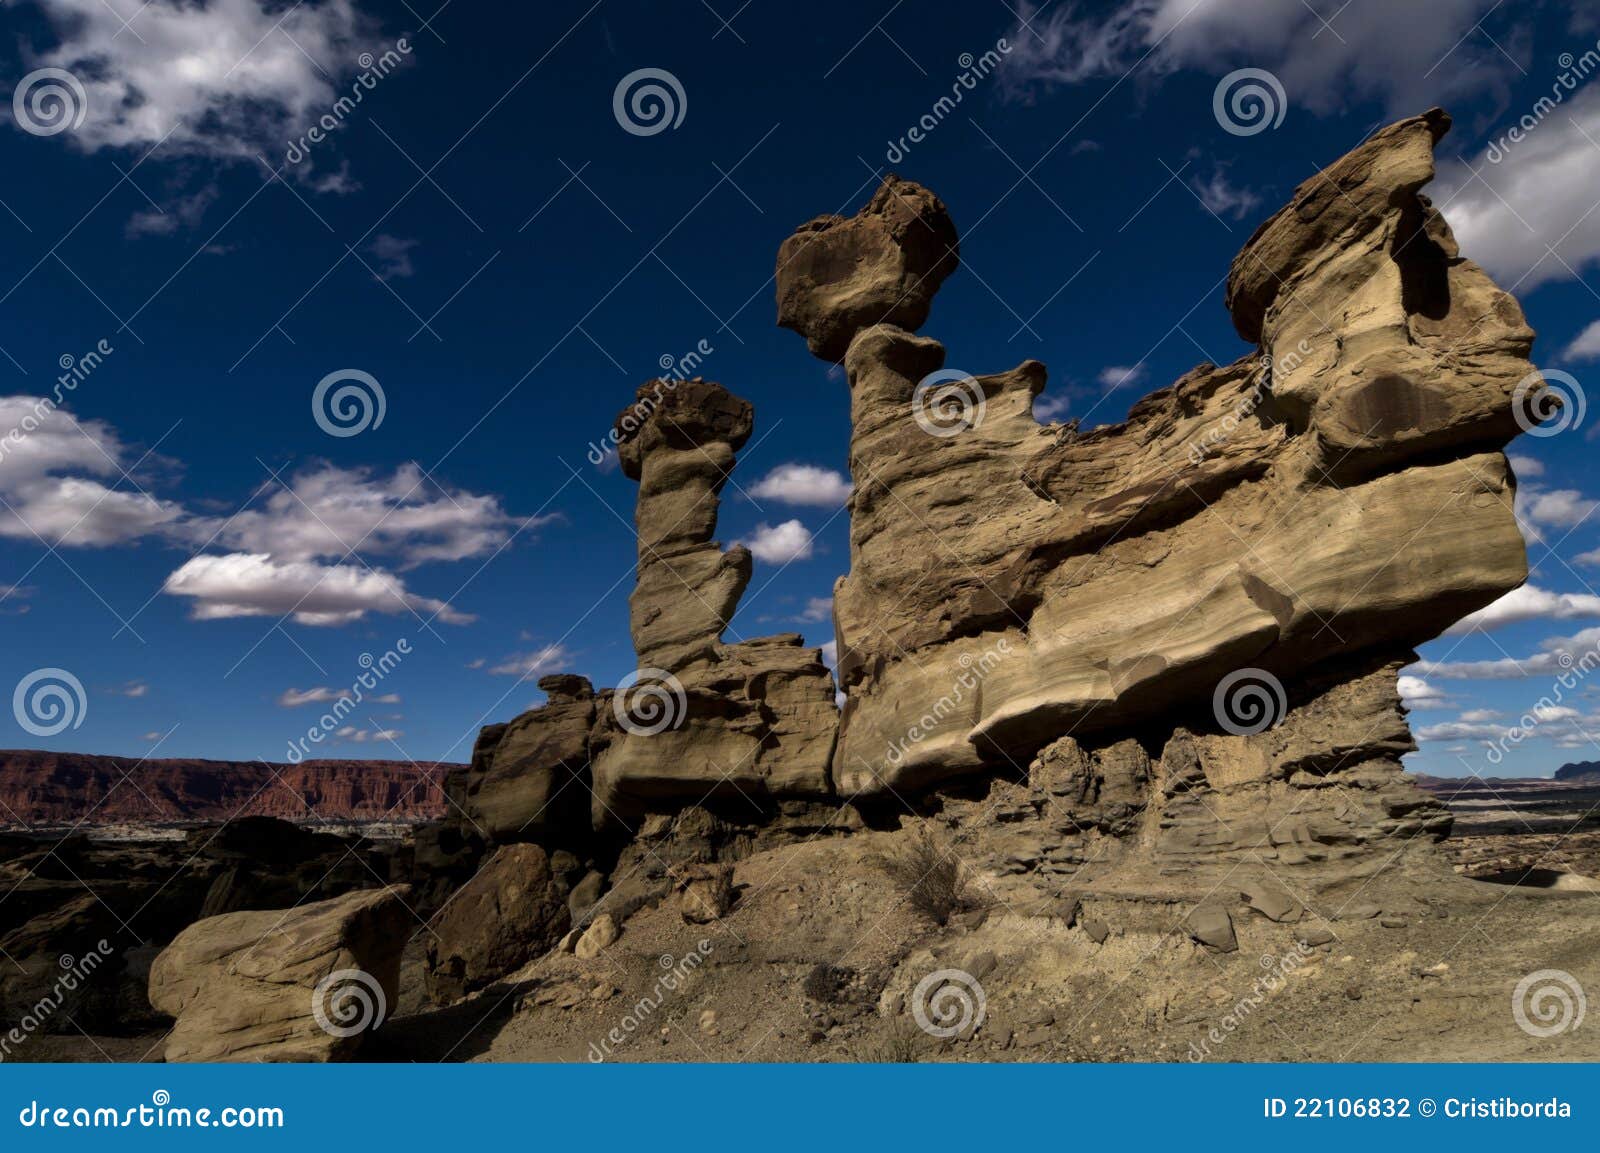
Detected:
[
  {"left": 819, "top": 639, "right": 838, "bottom": 667},
  {"left": 0, "top": 397, "right": 186, "bottom": 547},
  {"left": 1564, "top": 320, "right": 1600, "bottom": 362},
  {"left": 1521, "top": 488, "right": 1598, "bottom": 528},
  {"left": 1445, "top": 585, "right": 1600, "bottom": 635},
  {"left": 1397, "top": 674, "right": 1448, "bottom": 708},
  {"left": 1415, "top": 720, "right": 1506, "bottom": 741},
  {"left": 740, "top": 520, "right": 814, "bottom": 564},
  {"left": 998, "top": 0, "right": 1514, "bottom": 115},
  {"left": 162, "top": 552, "right": 473, "bottom": 626},
  {"left": 332, "top": 725, "right": 402, "bottom": 744},
  {"left": 23, "top": 0, "right": 371, "bottom": 158},
  {"left": 1098, "top": 364, "right": 1147, "bottom": 391},
  {"left": 206, "top": 463, "right": 535, "bottom": 569},
  {"left": 749, "top": 464, "right": 852, "bottom": 507},
  {"left": 1435, "top": 86, "right": 1600, "bottom": 292},
  {"left": 279, "top": 686, "right": 400, "bottom": 707},
  {"left": 1459, "top": 708, "right": 1502, "bottom": 723},
  {"left": 1189, "top": 170, "right": 1260, "bottom": 220},
  {"left": 488, "top": 643, "right": 574, "bottom": 678},
  {"left": 1032, "top": 393, "right": 1073, "bottom": 422},
  {"left": 798, "top": 595, "right": 833, "bottom": 623},
  {"left": 1412, "top": 625, "right": 1600, "bottom": 679},
  {"left": 126, "top": 182, "right": 219, "bottom": 239},
  {"left": 1506, "top": 453, "right": 1544, "bottom": 478},
  {"left": 366, "top": 234, "right": 418, "bottom": 280},
  {"left": 106, "top": 680, "right": 148, "bottom": 698}
]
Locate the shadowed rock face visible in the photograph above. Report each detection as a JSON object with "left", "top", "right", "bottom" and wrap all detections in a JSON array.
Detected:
[{"left": 772, "top": 108, "right": 1534, "bottom": 866}]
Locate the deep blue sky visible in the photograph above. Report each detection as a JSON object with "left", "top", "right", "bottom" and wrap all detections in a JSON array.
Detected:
[{"left": 3, "top": 0, "right": 1600, "bottom": 779}]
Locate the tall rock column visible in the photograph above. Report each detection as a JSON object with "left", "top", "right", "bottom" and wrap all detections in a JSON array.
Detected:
[{"left": 614, "top": 378, "right": 754, "bottom": 674}]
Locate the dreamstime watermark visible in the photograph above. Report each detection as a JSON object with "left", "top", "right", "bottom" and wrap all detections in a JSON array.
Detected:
[
  {"left": 1212, "top": 668, "right": 1287, "bottom": 736},
  {"left": 885, "top": 640, "right": 1012, "bottom": 767},
  {"left": 1486, "top": 42, "right": 1600, "bottom": 164},
  {"left": 912, "top": 368, "right": 986, "bottom": 438},
  {"left": 0, "top": 339, "right": 113, "bottom": 466},
  {"left": 1484, "top": 639, "right": 1600, "bottom": 766},
  {"left": 12, "top": 668, "right": 87, "bottom": 738},
  {"left": 587, "top": 940, "right": 713, "bottom": 1061},
  {"left": 586, "top": 338, "right": 714, "bottom": 466},
  {"left": 284, "top": 640, "right": 411, "bottom": 763},
  {"left": 284, "top": 37, "right": 413, "bottom": 164},
  {"left": 12, "top": 67, "right": 87, "bottom": 137},
  {"left": 16, "top": 1091, "right": 283, "bottom": 1129},
  {"left": 0, "top": 940, "right": 114, "bottom": 1062},
  {"left": 612, "top": 667, "right": 688, "bottom": 736},
  {"left": 312, "top": 368, "right": 386, "bottom": 437},
  {"left": 1512, "top": 969, "right": 1586, "bottom": 1038},
  {"left": 1187, "top": 338, "right": 1310, "bottom": 465},
  {"left": 1186, "top": 942, "right": 1315, "bottom": 1061},
  {"left": 1512, "top": 368, "right": 1585, "bottom": 438},
  {"left": 311, "top": 967, "right": 387, "bottom": 1038},
  {"left": 1213, "top": 68, "right": 1287, "bottom": 136},
  {"left": 884, "top": 39, "right": 1012, "bottom": 163},
  {"left": 910, "top": 967, "right": 987, "bottom": 1038},
  {"left": 613, "top": 68, "right": 686, "bottom": 136}
]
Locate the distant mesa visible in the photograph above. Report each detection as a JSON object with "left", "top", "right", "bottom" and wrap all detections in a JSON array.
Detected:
[{"left": 0, "top": 750, "right": 452, "bottom": 828}]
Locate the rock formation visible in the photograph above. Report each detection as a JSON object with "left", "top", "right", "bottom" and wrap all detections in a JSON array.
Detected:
[
  {"left": 447, "top": 108, "right": 1535, "bottom": 900},
  {"left": 770, "top": 107, "right": 1533, "bottom": 876},
  {"left": 148, "top": 887, "right": 411, "bottom": 1062},
  {"left": 424, "top": 843, "right": 571, "bottom": 1004}
]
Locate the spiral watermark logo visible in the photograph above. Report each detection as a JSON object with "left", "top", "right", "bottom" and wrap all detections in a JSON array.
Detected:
[
  {"left": 1512, "top": 969, "right": 1586, "bottom": 1038},
  {"left": 613, "top": 68, "right": 686, "bottom": 136},
  {"left": 1213, "top": 68, "right": 1287, "bottom": 136},
  {"left": 612, "top": 667, "right": 688, "bottom": 736},
  {"left": 910, "top": 968, "right": 986, "bottom": 1038},
  {"left": 1212, "top": 668, "right": 1287, "bottom": 736},
  {"left": 13, "top": 68, "right": 88, "bottom": 137},
  {"left": 311, "top": 967, "right": 387, "bottom": 1038},
  {"left": 13, "top": 668, "right": 87, "bottom": 737},
  {"left": 312, "top": 368, "right": 386, "bottom": 438},
  {"left": 913, "top": 369, "right": 985, "bottom": 437},
  {"left": 1512, "top": 368, "right": 1585, "bottom": 438}
]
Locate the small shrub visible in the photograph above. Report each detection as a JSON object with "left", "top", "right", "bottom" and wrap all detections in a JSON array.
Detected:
[
  {"left": 874, "top": 829, "right": 969, "bottom": 926},
  {"left": 803, "top": 962, "right": 854, "bottom": 1004}
]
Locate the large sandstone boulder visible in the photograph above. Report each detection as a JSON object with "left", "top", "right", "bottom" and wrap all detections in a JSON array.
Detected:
[
  {"left": 424, "top": 844, "right": 570, "bottom": 1004},
  {"left": 148, "top": 887, "right": 410, "bottom": 1062},
  {"left": 776, "top": 175, "right": 960, "bottom": 361},
  {"left": 452, "top": 675, "right": 595, "bottom": 842}
]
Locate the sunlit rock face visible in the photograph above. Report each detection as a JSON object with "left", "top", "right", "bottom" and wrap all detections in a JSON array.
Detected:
[{"left": 775, "top": 109, "right": 1535, "bottom": 867}]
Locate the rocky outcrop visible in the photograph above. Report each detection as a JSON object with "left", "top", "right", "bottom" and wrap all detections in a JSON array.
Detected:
[
  {"left": 450, "top": 676, "right": 595, "bottom": 843},
  {"left": 772, "top": 109, "right": 1533, "bottom": 874},
  {"left": 0, "top": 750, "right": 451, "bottom": 828},
  {"left": 148, "top": 886, "right": 410, "bottom": 1062},
  {"left": 424, "top": 844, "right": 571, "bottom": 1004}
]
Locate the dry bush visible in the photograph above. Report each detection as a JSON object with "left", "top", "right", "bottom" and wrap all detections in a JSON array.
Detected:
[{"left": 874, "top": 828, "right": 970, "bottom": 926}]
